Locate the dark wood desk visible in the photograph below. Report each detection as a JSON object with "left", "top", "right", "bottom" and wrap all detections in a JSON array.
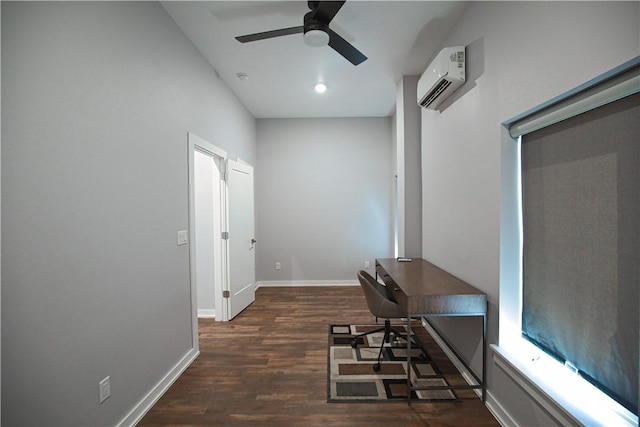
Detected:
[{"left": 376, "top": 258, "right": 488, "bottom": 403}]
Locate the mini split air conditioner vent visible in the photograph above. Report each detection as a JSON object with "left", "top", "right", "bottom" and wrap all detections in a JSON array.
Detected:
[
  {"left": 419, "top": 79, "right": 452, "bottom": 108},
  {"left": 417, "top": 46, "right": 466, "bottom": 110}
]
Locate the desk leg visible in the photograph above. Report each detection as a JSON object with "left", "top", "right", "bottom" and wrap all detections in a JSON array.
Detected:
[
  {"left": 406, "top": 317, "right": 412, "bottom": 405},
  {"left": 482, "top": 312, "right": 487, "bottom": 403}
]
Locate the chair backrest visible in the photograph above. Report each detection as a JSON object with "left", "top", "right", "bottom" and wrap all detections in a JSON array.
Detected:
[{"left": 357, "top": 270, "right": 405, "bottom": 319}]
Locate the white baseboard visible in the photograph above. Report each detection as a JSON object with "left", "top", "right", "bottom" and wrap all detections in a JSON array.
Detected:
[
  {"left": 256, "top": 280, "right": 358, "bottom": 288},
  {"left": 484, "top": 389, "right": 516, "bottom": 427},
  {"left": 197, "top": 309, "right": 215, "bottom": 318},
  {"left": 116, "top": 348, "right": 199, "bottom": 427}
]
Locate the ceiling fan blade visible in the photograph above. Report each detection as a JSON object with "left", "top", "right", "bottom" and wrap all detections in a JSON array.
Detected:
[
  {"left": 311, "top": 1, "right": 345, "bottom": 24},
  {"left": 236, "top": 26, "right": 303, "bottom": 43},
  {"left": 327, "top": 28, "right": 367, "bottom": 66}
]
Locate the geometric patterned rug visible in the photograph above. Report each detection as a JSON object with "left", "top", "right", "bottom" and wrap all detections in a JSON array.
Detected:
[{"left": 327, "top": 323, "right": 459, "bottom": 402}]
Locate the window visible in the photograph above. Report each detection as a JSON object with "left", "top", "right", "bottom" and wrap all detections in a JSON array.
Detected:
[
  {"left": 521, "top": 92, "right": 639, "bottom": 414},
  {"left": 498, "top": 56, "right": 640, "bottom": 425}
]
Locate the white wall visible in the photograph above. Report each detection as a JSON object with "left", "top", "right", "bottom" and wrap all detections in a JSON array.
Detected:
[
  {"left": 419, "top": 1, "right": 639, "bottom": 424},
  {"left": 255, "top": 118, "right": 393, "bottom": 282},
  {"left": 1, "top": 2, "right": 255, "bottom": 425}
]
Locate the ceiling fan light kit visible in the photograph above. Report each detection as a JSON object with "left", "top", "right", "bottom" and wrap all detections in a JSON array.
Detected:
[
  {"left": 235, "top": 0, "right": 367, "bottom": 66},
  {"left": 304, "top": 29, "right": 330, "bottom": 47}
]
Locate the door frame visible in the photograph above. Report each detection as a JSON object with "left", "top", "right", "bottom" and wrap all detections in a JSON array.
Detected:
[{"left": 187, "top": 133, "right": 228, "bottom": 347}]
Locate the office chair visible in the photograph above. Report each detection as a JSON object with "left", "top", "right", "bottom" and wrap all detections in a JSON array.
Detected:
[{"left": 351, "top": 270, "right": 408, "bottom": 372}]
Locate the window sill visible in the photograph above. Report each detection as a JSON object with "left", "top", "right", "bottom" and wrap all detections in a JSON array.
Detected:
[{"left": 491, "top": 343, "right": 637, "bottom": 427}]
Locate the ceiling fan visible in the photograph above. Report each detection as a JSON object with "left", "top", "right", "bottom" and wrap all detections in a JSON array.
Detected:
[{"left": 235, "top": 1, "right": 367, "bottom": 66}]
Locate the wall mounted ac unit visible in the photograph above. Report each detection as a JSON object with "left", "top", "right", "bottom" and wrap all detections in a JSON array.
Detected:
[{"left": 417, "top": 46, "right": 466, "bottom": 110}]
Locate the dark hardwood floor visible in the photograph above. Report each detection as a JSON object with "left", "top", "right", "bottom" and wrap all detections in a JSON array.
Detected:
[{"left": 139, "top": 286, "right": 499, "bottom": 426}]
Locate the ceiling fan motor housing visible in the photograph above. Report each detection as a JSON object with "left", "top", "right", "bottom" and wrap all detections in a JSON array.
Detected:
[{"left": 303, "top": 12, "right": 330, "bottom": 47}]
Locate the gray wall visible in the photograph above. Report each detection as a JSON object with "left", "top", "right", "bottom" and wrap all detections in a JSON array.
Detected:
[
  {"left": 255, "top": 118, "right": 393, "bottom": 282},
  {"left": 419, "top": 1, "right": 639, "bottom": 424},
  {"left": 395, "top": 76, "right": 422, "bottom": 258},
  {"left": 1, "top": 2, "right": 255, "bottom": 425}
]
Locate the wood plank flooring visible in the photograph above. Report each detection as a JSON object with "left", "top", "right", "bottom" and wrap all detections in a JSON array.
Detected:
[{"left": 139, "top": 286, "right": 499, "bottom": 426}]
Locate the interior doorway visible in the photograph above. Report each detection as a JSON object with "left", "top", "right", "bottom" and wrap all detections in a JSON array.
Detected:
[
  {"left": 187, "top": 132, "right": 256, "bottom": 337},
  {"left": 193, "top": 149, "right": 225, "bottom": 318},
  {"left": 188, "top": 133, "right": 227, "bottom": 352}
]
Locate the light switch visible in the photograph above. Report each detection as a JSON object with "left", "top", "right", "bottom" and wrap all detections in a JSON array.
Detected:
[{"left": 177, "top": 230, "right": 188, "bottom": 246}]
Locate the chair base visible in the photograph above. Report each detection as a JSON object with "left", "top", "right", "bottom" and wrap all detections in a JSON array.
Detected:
[{"left": 350, "top": 319, "right": 410, "bottom": 371}]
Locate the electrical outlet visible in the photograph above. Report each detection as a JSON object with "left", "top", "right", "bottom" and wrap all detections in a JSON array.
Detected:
[
  {"left": 99, "top": 376, "right": 110, "bottom": 404},
  {"left": 177, "top": 230, "right": 188, "bottom": 246},
  {"left": 275, "top": 262, "right": 281, "bottom": 270},
  {"left": 364, "top": 260, "right": 370, "bottom": 268}
]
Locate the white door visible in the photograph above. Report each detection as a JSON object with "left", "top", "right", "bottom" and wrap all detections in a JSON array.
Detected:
[{"left": 226, "top": 159, "right": 256, "bottom": 319}]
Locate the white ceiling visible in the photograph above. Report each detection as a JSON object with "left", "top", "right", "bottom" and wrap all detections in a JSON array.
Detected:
[{"left": 161, "top": 1, "right": 468, "bottom": 118}]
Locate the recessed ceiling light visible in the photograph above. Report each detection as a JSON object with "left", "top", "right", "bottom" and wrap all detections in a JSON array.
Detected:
[
  {"left": 314, "top": 83, "right": 327, "bottom": 94},
  {"left": 236, "top": 72, "right": 249, "bottom": 81}
]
